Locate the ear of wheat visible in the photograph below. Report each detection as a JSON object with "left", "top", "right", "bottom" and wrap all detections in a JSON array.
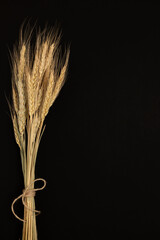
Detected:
[{"left": 10, "top": 24, "right": 70, "bottom": 240}]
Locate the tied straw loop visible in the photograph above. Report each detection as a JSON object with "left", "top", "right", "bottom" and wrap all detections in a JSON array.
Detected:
[{"left": 11, "top": 178, "right": 46, "bottom": 222}]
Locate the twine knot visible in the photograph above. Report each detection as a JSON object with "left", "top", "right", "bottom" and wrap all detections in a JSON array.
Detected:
[{"left": 11, "top": 178, "right": 46, "bottom": 222}]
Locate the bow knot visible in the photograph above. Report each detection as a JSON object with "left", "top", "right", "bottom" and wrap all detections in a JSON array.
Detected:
[{"left": 11, "top": 178, "right": 46, "bottom": 222}]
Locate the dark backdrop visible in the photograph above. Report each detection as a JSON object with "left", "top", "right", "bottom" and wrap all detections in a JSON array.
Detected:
[{"left": 1, "top": 0, "right": 160, "bottom": 239}]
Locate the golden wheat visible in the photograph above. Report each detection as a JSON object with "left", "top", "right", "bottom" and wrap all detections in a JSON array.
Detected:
[{"left": 10, "top": 24, "right": 70, "bottom": 240}]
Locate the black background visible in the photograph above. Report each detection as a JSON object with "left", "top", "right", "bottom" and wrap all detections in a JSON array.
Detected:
[{"left": 1, "top": 0, "right": 160, "bottom": 239}]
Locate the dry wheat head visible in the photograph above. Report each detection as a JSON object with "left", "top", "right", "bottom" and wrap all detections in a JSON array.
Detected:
[{"left": 10, "top": 25, "right": 70, "bottom": 147}]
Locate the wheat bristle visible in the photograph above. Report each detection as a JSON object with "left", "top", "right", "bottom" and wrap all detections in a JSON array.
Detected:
[
  {"left": 18, "top": 44, "right": 26, "bottom": 82},
  {"left": 12, "top": 115, "right": 21, "bottom": 148},
  {"left": 41, "top": 72, "right": 55, "bottom": 122},
  {"left": 12, "top": 83, "right": 19, "bottom": 114},
  {"left": 25, "top": 70, "right": 35, "bottom": 116},
  {"left": 17, "top": 79, "right": 26, "bottom": 135}
]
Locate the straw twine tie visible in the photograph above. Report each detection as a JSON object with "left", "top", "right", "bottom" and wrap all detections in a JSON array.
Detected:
[{"left": 11, "top": 178, "right": 46, "bottom": 222}]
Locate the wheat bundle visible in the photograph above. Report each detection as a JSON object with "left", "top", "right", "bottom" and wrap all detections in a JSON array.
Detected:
[{"left": 9, "top": 24, "right": 70, "bottom": 240}]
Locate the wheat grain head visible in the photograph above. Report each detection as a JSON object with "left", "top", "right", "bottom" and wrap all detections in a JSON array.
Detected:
[{"left": 10, "top": 24, "right": 70, "bottom": 147}]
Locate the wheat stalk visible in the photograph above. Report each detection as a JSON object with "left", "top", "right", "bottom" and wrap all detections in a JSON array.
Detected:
[{"left": 10, "top": 24, "right": 70, "bottom": 240}]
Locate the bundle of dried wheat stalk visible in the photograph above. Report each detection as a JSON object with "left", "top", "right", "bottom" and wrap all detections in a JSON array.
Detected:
[{"left": 10, "top": 24, "right": 70, "bottom": 240}]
